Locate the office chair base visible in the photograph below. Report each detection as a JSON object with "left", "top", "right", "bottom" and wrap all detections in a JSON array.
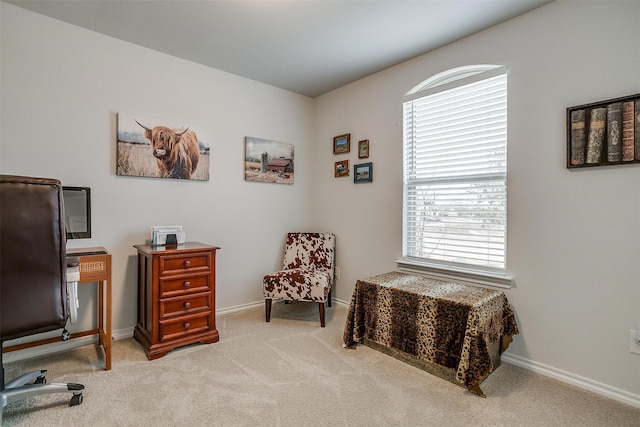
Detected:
[
  {"left": 2, "top": 370, "right": 84, "bottom": 408},
  {"left": 5, "top": 369, "right": 47, "bottom": 388}
]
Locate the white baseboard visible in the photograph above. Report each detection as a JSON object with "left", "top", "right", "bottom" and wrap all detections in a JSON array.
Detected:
[
  {"left": 3, "top": 335, "right": 99, "bottom": 364},
  {"left": 112, "top": 327, "right": 135, "bottom": 341},
  {"left": 501, "top": 352, "right": 640, "bottom": 409},
  {"left": 6, "top": 301, "right": 637, "bottom": 410},
  {"left": 1, "top": 300, "right": 322, "bottom": 363},
  {"left": 2, "top": 327, "right": 136, "bottom": 364},
  {"left": 217, "top": 300, "right": 264, "bottom": 315},
  {"left": 333, "top": 297, "right": 350, "bottom": 307},
  {"left": 218, "top": 297, "right": 350, "bottom": 315},
  {"left": 335, "top": 296, "right": 640, "bottom": 409}
]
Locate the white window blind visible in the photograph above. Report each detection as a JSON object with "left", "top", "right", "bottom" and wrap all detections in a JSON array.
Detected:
[{"left": 402, "top": 66, "right": 507, "bottom": 273}]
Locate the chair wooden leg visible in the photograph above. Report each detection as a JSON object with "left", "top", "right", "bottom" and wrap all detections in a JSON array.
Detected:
[
  {"left": 318, "top": 302, "right": 325, "bottom": 327},
  {"left": 265, "top": 299, "right": 272, "bottom": 322},
  {"left": 328, "top": 287, "right": 332, "bottom": 307}
]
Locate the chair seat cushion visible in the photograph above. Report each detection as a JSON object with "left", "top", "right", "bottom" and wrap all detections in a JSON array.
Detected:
[{"left": 263, "top": 268, "right": 331, "bottom": 302}]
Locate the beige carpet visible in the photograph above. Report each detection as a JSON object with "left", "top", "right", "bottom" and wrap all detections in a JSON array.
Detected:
[{"left": 3, "top": 302, "right": 639, "bottom": 426}]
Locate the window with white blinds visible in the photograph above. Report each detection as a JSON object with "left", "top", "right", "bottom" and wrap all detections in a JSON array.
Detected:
[{"left": 402, "top": 65, "right": 507, "bottom": 274}]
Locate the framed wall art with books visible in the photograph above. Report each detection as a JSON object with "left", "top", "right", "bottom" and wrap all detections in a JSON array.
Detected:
[{"left": 567, "top": 93, "right": 640, "bottom": 169}]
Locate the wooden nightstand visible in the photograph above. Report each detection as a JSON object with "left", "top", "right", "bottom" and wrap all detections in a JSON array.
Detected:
[{"left": 133, "top": 242, "right": 220, "bottom": 360}]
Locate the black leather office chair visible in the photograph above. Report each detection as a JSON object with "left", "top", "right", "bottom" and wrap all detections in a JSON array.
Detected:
[{"left": 1, "top": 175, "right": 84, "bottom": 410}]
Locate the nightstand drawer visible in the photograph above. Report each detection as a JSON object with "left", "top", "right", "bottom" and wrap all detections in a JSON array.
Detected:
[
  {"left": 160, "top": 293, "right": 210, "bottom": 319},
  {"left": 159, "top": 253, "right": 211, "bottom": 275},
  {"left": 159, "top": 314, "right": 211, "bottom": 342},
  {"left": 160, "top": 273, "right": 210, "bottom": 298}
]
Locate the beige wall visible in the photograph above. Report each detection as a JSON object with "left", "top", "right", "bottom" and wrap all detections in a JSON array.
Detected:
[
  {"left": 1, "top": 2, "right": 315, "bottom": 333},
  {"left": 2, "top": 0, "right": 639, "bottom": 405},
  {"left": 312, "top": 0, "right": 640, "bottom": 401}
]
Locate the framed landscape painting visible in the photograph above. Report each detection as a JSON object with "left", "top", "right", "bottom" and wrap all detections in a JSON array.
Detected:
[
  {"left": 244, "top": 136, "right": 294, "bottom": 184},
  {"left": 333, "top": 133, "right": 350, "bottom": 154},
  {"left": 354, "top": 162, "right": 373, "bottom": 183}
]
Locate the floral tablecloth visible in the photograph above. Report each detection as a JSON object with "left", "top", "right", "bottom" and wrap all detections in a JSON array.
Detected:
[{"left": 343, "top": 271, "right": 519, "bottom": 394}]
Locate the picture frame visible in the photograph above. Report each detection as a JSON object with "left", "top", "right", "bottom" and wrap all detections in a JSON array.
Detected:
[
  {"left": 566, "top": 93, "right": 640, "bottom": 169},
  {"left": 116, "top": 112, "right": 211, "bottom": 181},
  {"left": 244, "top": 136, "right": 294, "bottom": 185},
  {"left": 333, "top": 133, "right": 351, "bottom": 154},
  {"left": 354, "top": 162, "right": 373, "bottom": 183},
  {"left": 334, "top": 160, "right": 349, "bottom": 177},
  {"left": 358, "top": 139, "right": 369, "bottom": 158}
]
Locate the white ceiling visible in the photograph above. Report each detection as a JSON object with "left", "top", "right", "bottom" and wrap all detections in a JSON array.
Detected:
[{"left": 6, "top": 0, "right": 553, "bottom": 98}]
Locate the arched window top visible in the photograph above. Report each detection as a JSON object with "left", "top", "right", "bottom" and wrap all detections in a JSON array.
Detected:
[{"left": 405, "top": 64, "right": 505, "bottom": 98}]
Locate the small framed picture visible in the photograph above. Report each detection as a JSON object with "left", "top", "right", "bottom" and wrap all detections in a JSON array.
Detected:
[
  {"left": 358, "top": 139, "right": 369, "bottom": 158},
  {"left": 334, "top": 160, "right": 349, "bottom": 177},
  {"left": 354, "top": 162, "right": 372, "bottom": 183},
  {"left": 333, "top": 133, "right": 350, "bottom": 154}
]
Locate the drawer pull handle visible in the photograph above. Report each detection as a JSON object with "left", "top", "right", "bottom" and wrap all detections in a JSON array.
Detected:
[
  {"left": 183, "top": 281, "right": 191, "bottom": 288},
  {"left": 184, "top": 322, "right": 190, "bottom": 330},
  {"left": 184, "top": 302, "right": 191, "bottom": 309},
  {"left": 184, "top": 260, "right": 191, "bottom": 267}
]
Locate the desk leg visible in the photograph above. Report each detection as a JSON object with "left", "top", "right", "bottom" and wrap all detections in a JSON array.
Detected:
[
  {"left": 98, "top": 279, "right": 112, "bottom": 371},
  {"left": 106, "top": 278, "right": 111, "bottom": 370},
  {"left": 98, "top": 281, "right": 104, "bottom": 346}
]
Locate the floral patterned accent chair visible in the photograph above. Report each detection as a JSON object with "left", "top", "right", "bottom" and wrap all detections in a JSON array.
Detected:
[{"left": 263, "top": 232, "right": 336, "bottom": 327}]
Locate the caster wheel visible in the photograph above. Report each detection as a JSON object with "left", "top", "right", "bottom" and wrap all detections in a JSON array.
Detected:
[
  {"left": 70, "top": 393, "right": 83, "bottom": 407},
  {"left": 34, "top": 376, "right": 46, "bottom": 384}
]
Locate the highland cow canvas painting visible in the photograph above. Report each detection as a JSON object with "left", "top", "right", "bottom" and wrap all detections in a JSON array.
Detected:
[{"left": 116, "top": 113, "right": 211, "bottom": 181}]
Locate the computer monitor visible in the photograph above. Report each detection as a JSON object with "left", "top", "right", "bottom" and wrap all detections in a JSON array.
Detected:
[{"left": 62, "top": 186, "right": 91, "bottom": 239}]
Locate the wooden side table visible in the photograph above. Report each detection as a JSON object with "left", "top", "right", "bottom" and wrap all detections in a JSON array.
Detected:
[
  {"left": 133, "top": 242, "right": 219, "bottom": 360},
  {"left": 3, "top": 247, "right": 112, "bottom": 371}
]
